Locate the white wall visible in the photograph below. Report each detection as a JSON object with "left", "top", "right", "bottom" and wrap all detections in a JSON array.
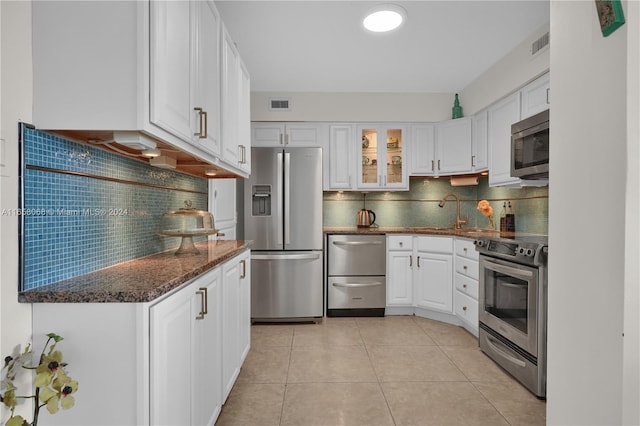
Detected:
[
  {"left": 250, "top": 91, "right": 453, "bottom": 122},
  {"left": 548, "top": 1, "right": 630, "bottom": 424},
  {"left": 623, "top": 1, "right": 640, "bottom": 423},
  {"left": 0, "top": 1, "right": 34, "bottom": 422},
  {"left": 460, "top": 23, "right": 550, "bottom": 115}
]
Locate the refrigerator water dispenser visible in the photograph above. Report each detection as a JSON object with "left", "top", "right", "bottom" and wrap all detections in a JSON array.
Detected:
[{"left": 252, "top": 185, "right": 272, "bottom": 216}]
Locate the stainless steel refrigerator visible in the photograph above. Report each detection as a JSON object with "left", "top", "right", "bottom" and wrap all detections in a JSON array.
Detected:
[{"left": 244, "top": 147, "right": 323, "bottom": 321}]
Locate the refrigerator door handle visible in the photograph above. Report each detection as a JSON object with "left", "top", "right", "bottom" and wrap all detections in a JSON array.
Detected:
[
  {"left": 277, "top": 152, "right": 284, "bottom": 245},
  {"left": 284, "top": 152, "right": 291, "bottom": 245},
  {"left": 252, "top": 253, "right": 322, "bottom": 261}
]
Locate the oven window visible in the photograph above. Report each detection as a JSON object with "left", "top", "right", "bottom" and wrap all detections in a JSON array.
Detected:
[{"left": 484, "top": 271, "right": 529, "bottom": 334}]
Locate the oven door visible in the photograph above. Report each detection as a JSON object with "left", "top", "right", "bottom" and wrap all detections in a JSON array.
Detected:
[{"left": 479, "top": 255, "right": 539, "bottom": 356}]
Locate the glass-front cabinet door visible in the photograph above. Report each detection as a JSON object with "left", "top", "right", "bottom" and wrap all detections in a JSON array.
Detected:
[{"left": 357, "top": 124, "right": 408, "bottom": 190}]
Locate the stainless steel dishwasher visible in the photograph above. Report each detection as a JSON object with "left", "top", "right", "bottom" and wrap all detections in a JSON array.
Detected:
[{"left": 327, "top": 234, "right": 386, "bottom": 317}]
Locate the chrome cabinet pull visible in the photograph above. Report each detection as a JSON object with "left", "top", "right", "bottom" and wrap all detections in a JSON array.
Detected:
[
  {"left": 409, "top": 255, "right": 412, "bottom": 267},
  {"left": 196, "top": 287, "right": 207, "bottom": 320},
  {"left": 194, "top": 107, "right": 207, "bottom": 139},
  {"left": 471, "top": 155, "right": 476, "bottom": 167},
  {"left": 438, "top": 159, "right": 441, "bottom": 171},
  {"left": 238, "top": 145, "right": 247, "bottom": 164},
  {"left": 546, "top": 88, "right": 550, "bottom": 104},
  {"left": 417, "top": 256, "right": 421, "bottom": 268},
  {"left": 431, "top": 160, "right": 434, "bottom": 171},
  {"left": 240, "top": 259, "right": 247, "bottom": 279},
  {"left": 285, "top": 133, "right": 289, "bottom": 145},
  {"left": 279, "top": 133, "right": 283, "bottom": 145}
]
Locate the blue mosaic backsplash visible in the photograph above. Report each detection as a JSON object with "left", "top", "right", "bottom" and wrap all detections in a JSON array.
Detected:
[{"left": 21, "top": 127, "right": 208, "bottom": 290}]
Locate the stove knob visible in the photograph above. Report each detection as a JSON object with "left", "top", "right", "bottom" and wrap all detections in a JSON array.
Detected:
[
  {"left": 526, "top": 248, "right": 534, "bottom": 257},
  {"left": 474, "top": 240, "right": 484, "bottom": 247},
  {"left": 518, "top": 247, "right": 526, "bottom": 255}
]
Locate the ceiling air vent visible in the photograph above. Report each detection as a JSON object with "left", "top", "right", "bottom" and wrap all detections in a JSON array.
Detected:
[
  {"left": 269, "top": 97, "right": 291, "bottom": 111},
  {"left": 531, "top": 32, "right": 549, "bottom": 56}
]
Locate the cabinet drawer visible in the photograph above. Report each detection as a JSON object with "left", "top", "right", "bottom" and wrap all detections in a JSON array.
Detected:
[
  {"left": 416, "top": 236, "right": 452, "bottom": 254},
  {"left": 455, "top": 273, "right": 478, "bottom": 300},
  {"left": 328, "top": 276, "right": 386, "bottom": 309},
  {"left": 454, "top": 290, "right": 478, "bottom": 328},
  {"left": 387, "top": 235, "right": 414, "bottom": 251},
  {"left": 455, "top": 238, "right": 479, "bottom": 260},
  {"left": 455, "top": 256, "right": 479, "bottom": 280}
]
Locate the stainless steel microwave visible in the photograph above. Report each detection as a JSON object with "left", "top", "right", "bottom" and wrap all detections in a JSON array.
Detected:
[{"left": 511, "top": 109, "right": 549, "bottom": 179}]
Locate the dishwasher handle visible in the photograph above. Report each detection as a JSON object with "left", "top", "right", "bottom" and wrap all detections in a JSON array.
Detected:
[
  {"left": 332, "top": 281, "right": 383, "bottom": 288},
  {"left": 252, "top": 253, "right": 321, "bottom": 261},
  {"left": 332, "top": 241, "right": 383, "bottom": 246}
]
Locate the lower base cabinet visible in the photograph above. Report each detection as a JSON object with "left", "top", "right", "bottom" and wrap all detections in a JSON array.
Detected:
[
  {"left": 31, "top": 249, "right": 250, "bottom": 426},
  {"left": 386, "top": 235, "right": 479, "bottom": 336}
]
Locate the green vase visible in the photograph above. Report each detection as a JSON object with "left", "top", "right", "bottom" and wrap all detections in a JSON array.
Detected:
[{"left": 452, "top": 93, "right": 463, "bottom": 119}]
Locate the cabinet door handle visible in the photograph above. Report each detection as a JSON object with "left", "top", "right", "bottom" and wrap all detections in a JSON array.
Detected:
[
  {"left": 546, "top": 87, "right": 550, "bottom": 104},
  {"left": 471, "top": 155, "right": 476, "bottom": 167},
  {"left": 240, "top": 259, "right": 247, "bottom": 279},
  {"left": 409, "top": 255, "right": 412, "bottom": 267},
  {"left": 417, "top": 256, "right": 421, "bottom": 268},
  {"left": 285, "top": 133, "right": 289, "bottom": 145},
  {"left": 438, "top": 160, "right": 441, "bottom": 171},
  {"left": 462, "top": 306, "right": 467, "bottom": 311},
  {"left": 279, "top": 133, "right": 284, "bottom": 145},
  {"left": 239, "top": 145, "right": 247, "bottom": 164},
  {"left": 194, "top": 107, "right": 207, "bottom": 139},
  {"left": 431, "top": 160, "right": 434, "bottom": 171},
  {"left": 196, "top": 287, "right": 207, "bottom": 320}
]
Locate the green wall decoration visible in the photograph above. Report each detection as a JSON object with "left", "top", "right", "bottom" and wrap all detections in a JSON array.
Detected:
[{"left": 595, "top": 0, "right": 625, "bottom": 37}]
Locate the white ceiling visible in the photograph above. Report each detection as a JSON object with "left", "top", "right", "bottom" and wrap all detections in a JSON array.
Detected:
[{"left": 216, "top": 1, "right": 550, "bottom": 94}]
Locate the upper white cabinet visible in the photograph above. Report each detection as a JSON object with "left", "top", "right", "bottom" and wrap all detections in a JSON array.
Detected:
[
  {"left": 325, "top": 124, "right": 356, "bottom": 190},
  {"left": 222, "top": 25, "right": 252, "bottom": 173},
  {"left": 521, "top": 72, "right": 550, "bottom": 119},
  {"left": 251, "top": 123, "right": 326, "bottom": 147},
  {"left": 408, "top": 124, "right": 437, "bottom": 175},
  {"left": 358, "top": 123, "right": 408, "bottom": 190},
  {"left": 409, "top": 118, "right": 474, "bottom": 176},
  {"left": 487, "top": 91, "right": 522, "bottom": 187},
  {"left": 436, "top": 118, "right": 473, "bottom": 174},
  {"left": 471, "top": 111, "right": 489, "bottom": 171},
  {"left": 32, "top": 0, "right": 248, "bottom": 177},
  {"left": 149, "top": 0, "right": 221, "bottom": 156}
]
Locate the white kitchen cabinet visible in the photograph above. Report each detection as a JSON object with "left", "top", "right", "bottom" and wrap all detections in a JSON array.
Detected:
[
  {"left": 520, "top": 72, "right": 550, "bottom": 119},
  {"left": 436, "top": 118, "right": 473, "bottom": 174},
  {"left": 488, "top": 91, "right": 522, "bottom": 187},
  {"left": 386, "top": 235, "right": 415, "bottom": 306},
  {"left": 150, "top": 267, "right": 223, "bottom": 426},
  {"left": 251, "top": 123, "right": 326, "bottom": 148},
  {"left": 238, "top": 60, "right": 252, "bottom": 174},
  {"left": 471, "top": 110, "right": 489, "bottom": 171},
  {"left": 453, "top": 238, "right": 479, "bottom": 336},
  {"left": 358, "top": 123, "right": 408, "bottom": 190},
  {"left": 413, "top": 236, "right": 454, "bottom": 314},
  {"left": 409, "top": 118, "right": 472, "bottom": 176},
  {"left": 31, "top": 250, "right": 250, "bottom": 426},
  {"left": 408, "top": 123, "right": 437, "bottom": 175},
  {"left": 149, "top": 0, "right": 221, "bottom": 157},
  {"left": 325, "top": 124, "right": 356, "bottom": 190},
  {"left": 32, "top": 0, "right": 250, "bottom": 177},
  {"left": 209, "top": 178, "right": 237, "bottom": 240},
  {"left": 222, "top": 251, "right": 251, "bottom": 402},
  {"left": 221, "top": 25, "right": 252, "bottom": 173}
]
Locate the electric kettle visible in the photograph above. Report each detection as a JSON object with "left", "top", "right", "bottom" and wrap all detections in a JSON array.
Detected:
[{"left": 357, "top": 209, "right": 376, "bottom": 227}]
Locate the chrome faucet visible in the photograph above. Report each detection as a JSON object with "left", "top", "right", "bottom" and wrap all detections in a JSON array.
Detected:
[{"left": 438, "top": 192, "right": 468, "bottom": 229}]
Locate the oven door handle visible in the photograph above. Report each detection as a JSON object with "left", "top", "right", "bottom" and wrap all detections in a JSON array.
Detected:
[
  {"left": 486, "top": 335, "right": 527, "bottom": 368},
  {"left": 483, "top": 259, "right": 533, "bottom": 280}
]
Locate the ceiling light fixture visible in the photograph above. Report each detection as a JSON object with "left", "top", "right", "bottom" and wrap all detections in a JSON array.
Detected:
[
  {"left": 363, "top": 4, "right": 407, "bottom": 33},
  {"left": 205, "top": 170, "right": 218, "bottom": 177}
]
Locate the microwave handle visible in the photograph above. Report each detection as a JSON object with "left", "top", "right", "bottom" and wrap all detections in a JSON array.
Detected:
[{"left": 483, "top": 259, "right": 534, "bottom": 281}]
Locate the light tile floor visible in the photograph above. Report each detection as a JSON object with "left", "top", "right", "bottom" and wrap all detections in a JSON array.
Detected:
[{"left": 215, "top": 315, "right": 546, "bottom": 426}]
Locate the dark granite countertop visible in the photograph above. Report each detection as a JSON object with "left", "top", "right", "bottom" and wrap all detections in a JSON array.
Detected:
[{"left": 19, "top": 240, "right": 252, "bottom": 304}]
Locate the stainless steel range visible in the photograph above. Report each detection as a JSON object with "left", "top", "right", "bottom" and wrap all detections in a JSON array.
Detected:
[{"left": 474, "top": 234, "right": 548, "bottom": 398}]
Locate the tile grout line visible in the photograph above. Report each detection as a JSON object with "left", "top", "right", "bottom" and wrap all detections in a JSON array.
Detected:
[
  {"left": 279, "top": 327, "right": 295, "bottom": 426},
  {"left": 356, "top": 318, "right": 399, "bottom": 426}
]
